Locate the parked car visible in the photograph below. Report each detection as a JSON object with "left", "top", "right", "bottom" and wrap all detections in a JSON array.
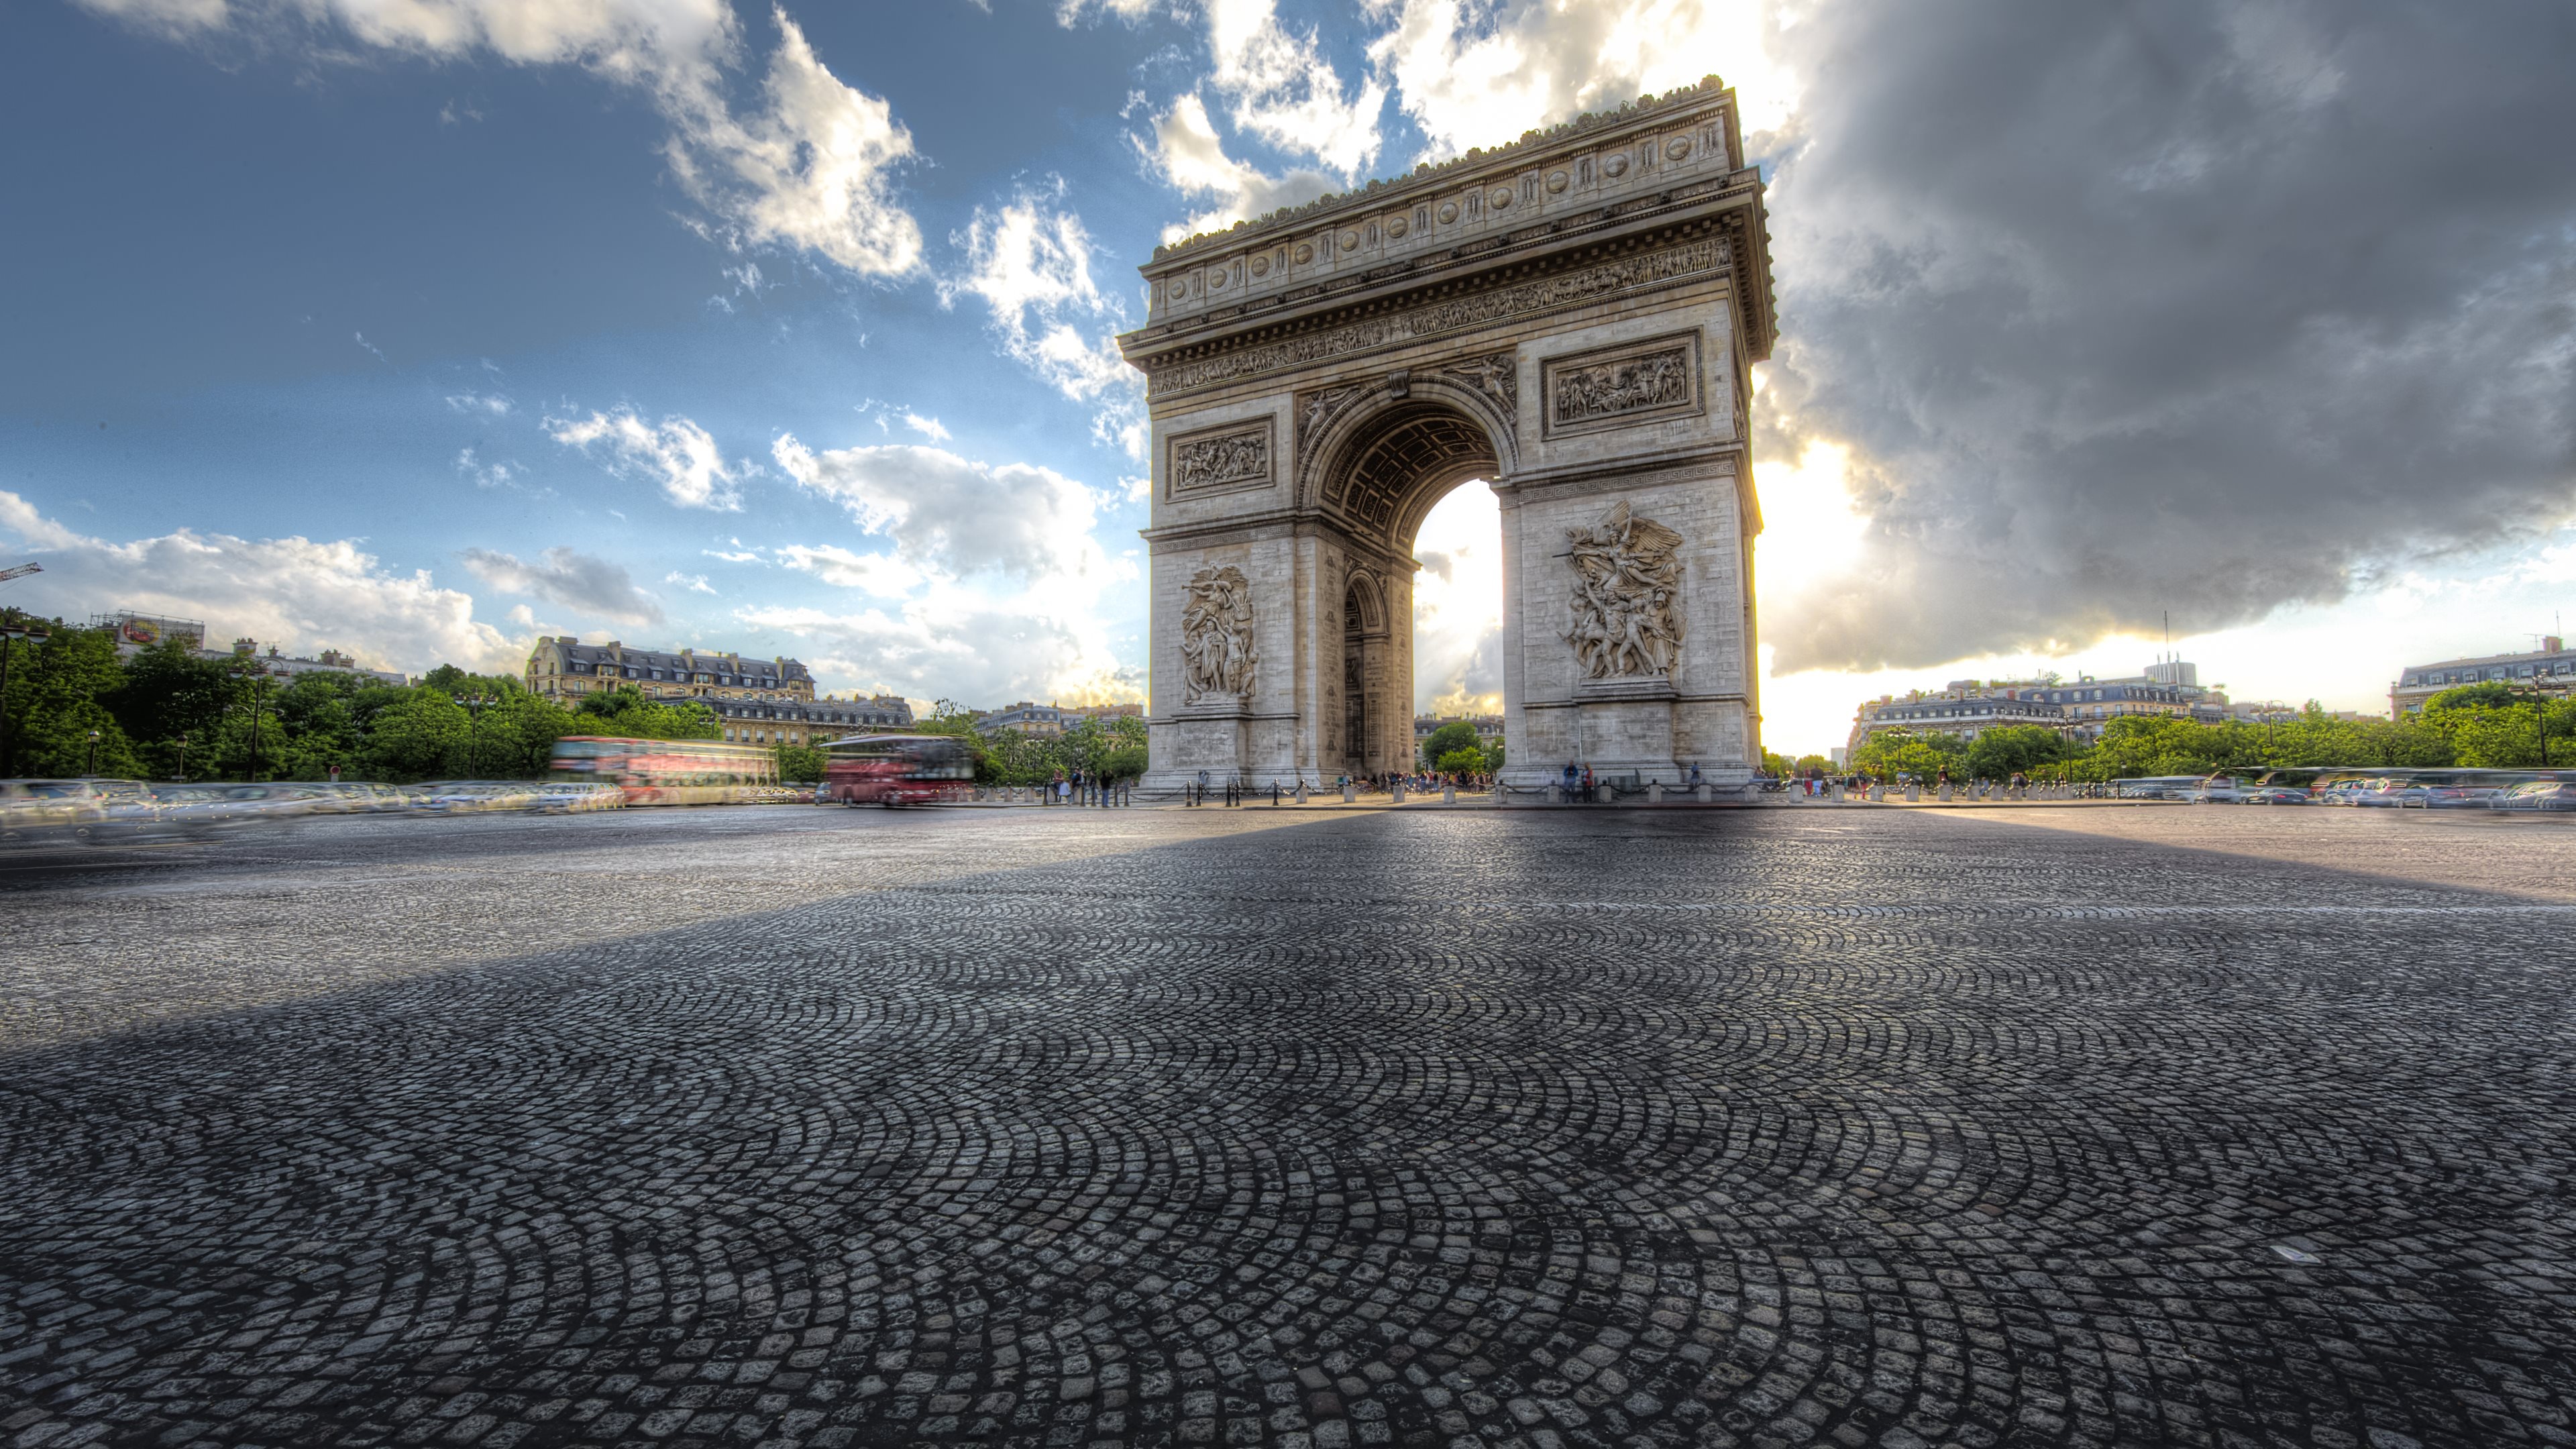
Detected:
[
  {"left": 2241, "top": 786, "right": 2310, "bottom": 804},
  {"left": 2491, "top": 780, "right": 2576, "bottom": 812},
  {"left": 2422, "top": 786, "right": 2502, "bottom": 810}
]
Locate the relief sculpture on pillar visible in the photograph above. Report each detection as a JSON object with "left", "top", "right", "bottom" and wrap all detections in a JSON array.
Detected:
[
  {"left": 1181, "top": 565, "right": 1258, "bottom": 705},
  {"left": 1563, "top": 500, "right": 1684, "bottom": 679}
]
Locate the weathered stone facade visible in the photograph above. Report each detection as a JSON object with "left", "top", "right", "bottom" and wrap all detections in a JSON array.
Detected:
[{"left": 1120, "top": 77, "right": 1776, "bottom": 792}]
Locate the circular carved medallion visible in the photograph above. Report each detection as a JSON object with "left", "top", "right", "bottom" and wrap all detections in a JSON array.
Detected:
[
  {"left": 1385, "top": 216, "right": 1408, "bottom": 239},
  {"left": 1248, "top": 254, "right": 1270, "bottom": 277},
  {"left": 1338, "top": 229, "right": 1361, "bottom": 250},
  {"left": 1488, "top": 186, "right": 1513, "bottom": 209},
  {"left": 1603, "top": 153, "right": 1629, "bottom": 178},
  {"left": 1665, "top": 136, "right": 1692, "bottom": 161},
  {"left": 1437, "top": 201, "right": 1458, "bottom": 223},
  {"left": 1545, "top": 169, "right": 1569, "bottom": 193},
  {"left": 1293, "top": 242, "right": 1313, "bottom": 264},
  {"left": 1208, "top": 268, "right": 1227, "bottom": 289}
]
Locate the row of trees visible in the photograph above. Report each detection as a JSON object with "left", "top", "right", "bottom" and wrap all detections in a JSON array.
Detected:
[
  {"left": 1801, "top": 688, "right": 2574, "bottom": 784},
  {"left": 913, "top": 701, "right": 1150, "bottom": 786},
  {"left": 0, "top": 618, "right": 729, "bottom": 784}
]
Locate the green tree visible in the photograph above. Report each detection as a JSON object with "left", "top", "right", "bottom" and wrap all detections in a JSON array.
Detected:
[
  {"left": 1759, "top": 748, "right": 1794, "bottom": 777},
  {"left": 574, "top": 686, "right": 720, "bottom": 741},
  {"left": 101, "top": 640, "right": 233, "bottom": 780},
  {"left": 775, "top": 742, "right": 828, "bottom": 783},
  {"left": 359, "top": 688, "right": 472, "bottom": 780},
  {"left": 2423, "top": 682, "right": 2516, "bottom": 714},
  {"left": 0, "top": 625, "right": 143, "bottom": 778},
  {"left": 1963, "top": 724, "right": 2074, "bottom": 780},
  {"left": 1419, "top": 720, "right": 1479, "bottom": 769},
  {"left": 1850, "top": 729, "right": 1967, "bottom": 781},
  {"left": 1792, "top": 753, "right": 1835, "bottom": 775},
  {"left": 1434, "top": 746, "right": 1486, "bottom": 775}
]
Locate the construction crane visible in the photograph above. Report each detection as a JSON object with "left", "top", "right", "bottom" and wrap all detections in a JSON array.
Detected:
[{"left": 0, "top": 561, "right": 39, "bottom": 584}]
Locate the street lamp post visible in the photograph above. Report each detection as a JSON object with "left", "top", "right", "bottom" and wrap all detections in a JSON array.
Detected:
[
  {"left": 0, "top": 619, "right": 52, "bottom": 778},
  {"left": 245, "top": 672, "right": 271, "bottom": 782},
  {"left": 176, "top": 731, "right": 190, "bottom": 784},
  {"left": 453, "top": 693, "right": 497, "bottom": 777},
  {"left": 86, "top": 729, "right": 100, "bottom": 777}
]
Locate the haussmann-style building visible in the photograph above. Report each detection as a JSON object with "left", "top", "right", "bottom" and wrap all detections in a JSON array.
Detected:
[{"left": 523, "top": 637, "right": 913, "bottom": 747}]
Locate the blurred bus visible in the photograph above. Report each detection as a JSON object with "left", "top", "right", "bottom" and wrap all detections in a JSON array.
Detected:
[
  {"left": 549, "top": 735, "right": 777, "bottom": 806},
  {"left": 820, "top": 734, "right": 974, "bottom": 806}
]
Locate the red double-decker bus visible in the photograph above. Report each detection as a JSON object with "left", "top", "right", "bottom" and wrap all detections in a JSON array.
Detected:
[
  {"left": 820, "top": 734, "right": 974, "bottom": 806},
  {"left": 549, "top": 735, "right": 776, "bottom": 806}
]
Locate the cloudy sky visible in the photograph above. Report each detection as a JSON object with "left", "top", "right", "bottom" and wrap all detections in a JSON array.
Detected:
[{"left": 5, "top": 0, "right": 2572, "bottom": 753}]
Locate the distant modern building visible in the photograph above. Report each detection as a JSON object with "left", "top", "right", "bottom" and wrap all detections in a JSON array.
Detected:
[{"left": 2392, "top": 639, "right": 2576, "bottom": 715}]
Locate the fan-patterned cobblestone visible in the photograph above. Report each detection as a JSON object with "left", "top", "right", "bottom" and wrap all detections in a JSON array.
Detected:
[{"left": 2, "top": 806, "right": 2572, "bottom": 1449}]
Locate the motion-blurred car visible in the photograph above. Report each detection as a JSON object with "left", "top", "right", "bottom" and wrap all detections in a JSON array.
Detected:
[
  {"left": 2191, "top": 776, "right": 2252, "bottom": 803},
  {"left": 2491, "top": 780, "right": 2576, "bottom": 812},
  {"left": 530, "top": 781, "right": 622, "bottom": 813},
  {"left": 1, "top": 779, "right": 107, "bottom": 843},
  {"left": 305, "top": 781, "right": 407, "bottom": 814},
  {"left": 2240, "top": 786, "right": 2310, "bottom": 804},
  {"left": 2422, "top": 785, "right": 2502, "bottom": 810},
  {"left": 414, "top": 781, "right": 541, "bottom": 814}
]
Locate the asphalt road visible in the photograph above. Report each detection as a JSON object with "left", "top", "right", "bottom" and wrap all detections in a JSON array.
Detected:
[{"left": 3, "top": 804, "right": 2571, "bottom": 1449}]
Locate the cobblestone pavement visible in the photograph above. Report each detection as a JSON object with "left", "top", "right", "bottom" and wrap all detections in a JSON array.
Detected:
[{"left": 3, "top": 806, "right": 2573, "bottom": 1449}]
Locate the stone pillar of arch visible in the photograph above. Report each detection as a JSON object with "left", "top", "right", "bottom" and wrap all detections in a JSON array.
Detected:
[{"left": 1122, "top": 77, "right": 1777, "bottom": 796}]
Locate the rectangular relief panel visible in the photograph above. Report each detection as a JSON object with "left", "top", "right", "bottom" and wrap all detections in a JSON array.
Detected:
[
  {"left": 1540, "top": 331, "right": 1703, "bottom": 439},
  {"left": 1165, "top": 417, "right": 1277, "bottom": 501}
]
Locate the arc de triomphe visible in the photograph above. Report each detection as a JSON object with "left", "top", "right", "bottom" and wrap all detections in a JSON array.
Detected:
[{"left": 1119, "top": 77, "right": 1775, "bottom": 794}]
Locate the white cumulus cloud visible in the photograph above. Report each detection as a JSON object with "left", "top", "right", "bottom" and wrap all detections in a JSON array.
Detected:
[
  {"left": 462, "top": 546, "right": 665, "bottom": 625},
  {"left": 1364, "top": 0, "right": 1787, "bottom": 162},
  {"left": 1138, "top": 92, "right": 1338, "bottom": 242},
  {"left": 548, "top": 407, "right": 748, "bottom": 511},
  {"left": 775, "top": 543, "right": 925, "bottom": 597},
  {"left": 0, "top": 489, "right": 521, "bottom": 675},
  {"left": 75, "top": 0, "right": 922, "bottom": 279},
  {"left": 770, "top": 432, "right": 1110, "bottom": 584},
  {"left": 943, "top": 186, "right": 1145, "bottom": 459}
]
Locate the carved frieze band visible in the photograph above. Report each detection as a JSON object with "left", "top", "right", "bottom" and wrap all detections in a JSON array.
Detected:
[
  {"left": 1166, "top": 418, "right": 1276, "bottom": 500},
  {"left": 1146, "top": 235, "right": 1727, "bottom": 396},
  {"left": 1542, "top": 332, "right": 1702, "bottom": 437}
]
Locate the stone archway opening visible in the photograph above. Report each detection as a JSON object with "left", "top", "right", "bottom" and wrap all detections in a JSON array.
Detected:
[
  {"left": 1410, "top": 480, "right": 1507, "bottom": 755},
  {"left": 1316, "top": 401, "right": 1499, "bottom": 782}
]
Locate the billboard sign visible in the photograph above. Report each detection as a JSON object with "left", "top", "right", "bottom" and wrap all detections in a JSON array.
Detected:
[{"left": 113, "top": 613, "right": 205, "bottom": 652}]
